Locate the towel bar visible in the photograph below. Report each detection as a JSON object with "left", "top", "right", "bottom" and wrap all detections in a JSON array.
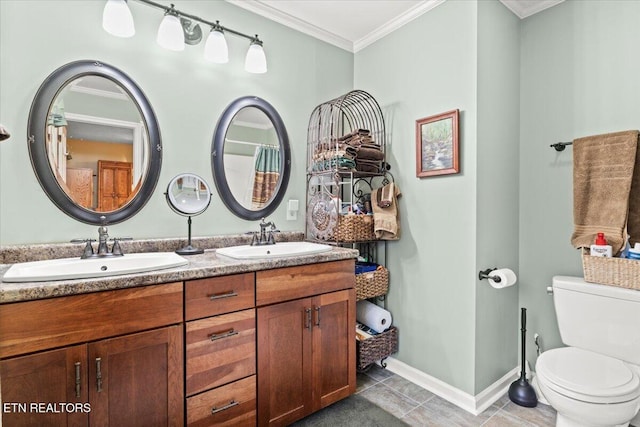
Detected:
[{"left": 550, "top": 142, "right": 572, "bottom": 151}]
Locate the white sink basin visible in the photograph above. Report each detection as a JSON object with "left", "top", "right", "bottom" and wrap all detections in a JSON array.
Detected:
[
  {"left": 2, "top": 252, "right": 189, "bottom": 283},
  {"left": 216, "top": 241, "right": 333, "bottom": 260}
]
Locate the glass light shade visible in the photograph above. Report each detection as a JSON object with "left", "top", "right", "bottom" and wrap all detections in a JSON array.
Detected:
[
  {"left": 244, "top": 42, "right": 267, "bottom": 74},
  {"left": 204, "top": 29, "right": 229, "bottom": 63},
  {"left": 102, "top": 0, "right": 135, "bottom": 38},
  {"left": 156, "top": 14, "right": 185, "bottom": 51}
]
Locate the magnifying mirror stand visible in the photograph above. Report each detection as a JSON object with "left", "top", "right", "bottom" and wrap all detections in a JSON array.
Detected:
[{"left": 177, "top": 216, "right": 203, "bottom": 255}]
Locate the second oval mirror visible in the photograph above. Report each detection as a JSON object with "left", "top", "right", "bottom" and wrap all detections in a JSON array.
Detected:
[{"left": 212, "top": 96, "right": 291, "bottom": 220}]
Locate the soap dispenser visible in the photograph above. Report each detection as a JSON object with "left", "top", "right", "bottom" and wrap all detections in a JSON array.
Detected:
[{"left": 590, "top": 233, "right": 612, "bottom": 257}]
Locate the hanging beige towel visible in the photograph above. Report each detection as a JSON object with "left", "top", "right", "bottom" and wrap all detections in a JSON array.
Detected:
[
  {"left": 628, "top": 140, "right": 640, "bottom": 247},
  {"left": 571, "top": 130, "right": 639, "bottom": 254},
  {"left": 371, "top": 183, "right": 401, "bottom": 240}
]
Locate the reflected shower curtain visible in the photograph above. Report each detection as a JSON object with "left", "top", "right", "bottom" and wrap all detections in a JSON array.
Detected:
[{"left": 252, "top": 146, "right": 280, "bottom": 209}]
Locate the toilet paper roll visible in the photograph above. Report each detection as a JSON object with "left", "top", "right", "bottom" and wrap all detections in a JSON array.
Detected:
[
  {"left": 356, "top": 300, "right": 392, "bottom": 333},
  {"left": 488, "top": 268, "right": 517, "bottom": 289}
]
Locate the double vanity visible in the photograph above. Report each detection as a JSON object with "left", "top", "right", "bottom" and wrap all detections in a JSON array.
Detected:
[
  {"left": 0, "top": 237, "right": 358, "bottom": 426},
  {"left": 2, "top": 54, "right": 354, "bottom": 426}
]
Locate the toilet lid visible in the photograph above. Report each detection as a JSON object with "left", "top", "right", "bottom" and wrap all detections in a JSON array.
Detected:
[{"left": 537, "top": 347, "right": 640, "bottom": 403}]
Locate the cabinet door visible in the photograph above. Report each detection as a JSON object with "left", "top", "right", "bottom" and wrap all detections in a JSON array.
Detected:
[
  {"left": 312, "top": 289, "right": 356, "bottom": 410},
  {"left": 0, "top": 345, "right": 88, "bottom": 427},
  {"left": 257, "top": 298, "right": 312, "bottom": 427},
  {"left": 88, "top": 326, "right": 183, "bottom": 427}
]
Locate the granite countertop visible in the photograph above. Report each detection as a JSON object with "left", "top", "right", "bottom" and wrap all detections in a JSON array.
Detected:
[{"left": 0, "top": 233, "right": 358, "bottom": 304}]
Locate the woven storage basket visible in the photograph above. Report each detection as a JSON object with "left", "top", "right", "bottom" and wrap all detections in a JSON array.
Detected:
[
  {"left": 355, "top": 267, "right": 389, "bottom": 301},
  {"left": 333, "top": 214, "right": 375, "bottom": 242},
  {"left": 356, "top": 326, "right": 398, "bottom": 371},
  {"left": 581, "top": 248, "right": 640, "bottom": 290}
]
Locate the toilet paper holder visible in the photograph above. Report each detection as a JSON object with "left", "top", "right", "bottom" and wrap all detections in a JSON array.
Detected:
[{"left": 478, "top": 268, "right": 502, "bottom": 283}]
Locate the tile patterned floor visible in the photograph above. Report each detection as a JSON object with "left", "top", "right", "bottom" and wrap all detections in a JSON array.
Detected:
[{"left": 356, "top": 365, "right": 557, "bottom": 426}]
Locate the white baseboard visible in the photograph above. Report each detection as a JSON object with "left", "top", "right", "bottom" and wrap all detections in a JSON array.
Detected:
[{"left": 383, "top": 357, "right": 519, "bottom": 415}]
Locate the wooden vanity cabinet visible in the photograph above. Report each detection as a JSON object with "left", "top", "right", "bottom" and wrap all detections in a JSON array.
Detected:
[
  {"left": 256, "top": 260, "right": 356, "bottom": 427},
  {"left": 0, "top": 283, "right": 184, "bottom": 427},
  {"left": 184, "top": 273, "right": 257, "bottom": 427}
]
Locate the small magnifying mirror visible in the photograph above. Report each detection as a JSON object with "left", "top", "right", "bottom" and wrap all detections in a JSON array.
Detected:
[{"left": 165, "top": 173, "right": 212, "bottom": 255}]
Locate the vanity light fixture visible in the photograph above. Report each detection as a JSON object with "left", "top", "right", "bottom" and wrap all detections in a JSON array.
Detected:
[
  {"left": 156, "top": 6, "right": 185, "bottom": 51},
  {"left": 102, "top": 0, "right": 268, "bottom": 73},
  {"left": 102, "top": 0, "right": 136, "bottom": 38},
  {"left": 204, "top": 22, "right": 228, "bottom": 64}
]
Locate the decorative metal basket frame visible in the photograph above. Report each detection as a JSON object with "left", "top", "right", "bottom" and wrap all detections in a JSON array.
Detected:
[{"left": 307, "top": 89, "right": 386, "bottom": 175}]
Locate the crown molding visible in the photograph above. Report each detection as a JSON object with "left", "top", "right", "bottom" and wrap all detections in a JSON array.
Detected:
[
  {"left": 499, "top": 0, "right": 564, "bottom": 19},
  {"left": 354, "top": 0, "right": 446, "bottom": 52},
  {"left": 226, "top": 0, "right": 353, "bottom": 52}
]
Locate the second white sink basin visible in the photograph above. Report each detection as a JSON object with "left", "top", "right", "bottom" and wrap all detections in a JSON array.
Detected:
[
  {"left": 216, "top": 241, "right": 332, "bottom": 260},
  {"left": 2, "top": 252, "right": 189, "bottom": 283}
]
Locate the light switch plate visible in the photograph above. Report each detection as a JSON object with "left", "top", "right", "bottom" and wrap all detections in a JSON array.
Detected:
[{"left": 286, "top": 199, "right": 299, "bottom": 221}]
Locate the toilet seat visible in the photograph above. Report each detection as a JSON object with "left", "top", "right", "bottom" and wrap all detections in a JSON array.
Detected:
[{"left": 537, "top": 347, "right": 640, "bottom": 404}]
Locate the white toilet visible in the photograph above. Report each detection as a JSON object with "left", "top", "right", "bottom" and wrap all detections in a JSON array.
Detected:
[{"left": 535, "top": 276, "right": 640, "bottom": 427}]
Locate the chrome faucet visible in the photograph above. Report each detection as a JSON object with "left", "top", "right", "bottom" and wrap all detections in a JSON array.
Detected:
[
  {"left": 71, "top": 224, "right": 132, "bottom": 259},
  {"left": 248, "top": 218, "right": 279, "bottom": 246}
]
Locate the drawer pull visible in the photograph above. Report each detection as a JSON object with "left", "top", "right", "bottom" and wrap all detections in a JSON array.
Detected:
[
  {"left": 95, "top": 357, "right": 103, "bottom": 393},
  {"left": 209, "top": 291, "right": 238, "bottom": 301},
  {"left": 209, "top": 328, "right": 239, "bottom": 341},
  {"left": 74, "top": 362, "right": 81, "bottom": 398},
  {"left": 211, "top": 400, "right": 239, "bottom": 415}
]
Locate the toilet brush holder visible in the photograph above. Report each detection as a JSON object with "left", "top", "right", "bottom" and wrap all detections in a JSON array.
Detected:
[{"left": 509, "top": 307, "right": 538, "bottom": 407}]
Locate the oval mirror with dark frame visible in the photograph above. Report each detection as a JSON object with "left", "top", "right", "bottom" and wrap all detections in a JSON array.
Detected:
[
  {"left": 28, "top": 60, "right": 162, "bottom": 225},
  {"left": 211, "top": 96, "right": 291, "bottom": 220}
]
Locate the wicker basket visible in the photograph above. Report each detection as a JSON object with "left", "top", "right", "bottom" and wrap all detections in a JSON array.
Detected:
[
  {"left": 333, "top": 214, "right": 375, "bottom": 242},
  {"left": 355, "top": 267, "right": 389, "bottom": 301},
  {"left": 581, "top": 248, "right": 640, "bottom": 290},
  {"left": 356, "top": 326, "right": 398, "bottom": 371}
]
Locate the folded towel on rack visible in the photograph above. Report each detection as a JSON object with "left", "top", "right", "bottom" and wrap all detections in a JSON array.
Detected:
[
  {"left": 356, "top": 146, "right": 384, "bottom": 161},
  {"left": 371, "top": 182, "right": 401, "bottom": 240},
  {"left": 338, "top": 129, "right": 370, "bottom": 141},
  {"left": 356, "top": 159, "right": 382, "bottom": 173},
  {"left": 571, "top": 130, "right": 639, "bottom": 254}
]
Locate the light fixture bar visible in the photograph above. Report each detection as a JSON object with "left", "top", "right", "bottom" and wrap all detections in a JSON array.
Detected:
[{"left": 134, "top": 0, "right": 261, "bottom": 43}]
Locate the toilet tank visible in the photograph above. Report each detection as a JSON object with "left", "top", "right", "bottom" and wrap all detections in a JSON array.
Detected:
[{"left": 553, "top": 276, "right": 640, "bottom": 365}]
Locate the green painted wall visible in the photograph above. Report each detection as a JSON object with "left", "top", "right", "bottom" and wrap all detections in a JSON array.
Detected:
[
  {"left": 0, "top": 0, "right": 353, "bottom": 244},
  {"left": 2, "top": 0, "right": 638, "bottom": 401},
  {"left": 355, "top": 0, "right": 479, "bottom": 395},
  {"left": 475, "top": 0, "right": 520, "bottom": 394},
  {"left": 519, "top": 0, "right": 640, "bottom": 365}
]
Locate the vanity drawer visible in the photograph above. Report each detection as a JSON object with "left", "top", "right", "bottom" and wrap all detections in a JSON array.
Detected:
[
  {"left": 0, "top": 282, "right": 183, "bottom": 359},
  {"left": 185, "top": 309, "right": 256, "bottom": 396},
  {"left": 185, "top": 273, "right": 255, "bottom": 320},
  {"left": 256, "top": 259, "right": 355, "bottom": 306},
  {"left": 186, "top": 375, "right": 256, "bottom": 427}
]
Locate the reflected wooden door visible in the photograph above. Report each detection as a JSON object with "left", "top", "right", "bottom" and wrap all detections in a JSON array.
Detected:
[
  {"left": 98, "top": 160, "right": 132, "bottom": 211},
  {"left": 67, "top": 168, "right": 94, "bottom": 209}
]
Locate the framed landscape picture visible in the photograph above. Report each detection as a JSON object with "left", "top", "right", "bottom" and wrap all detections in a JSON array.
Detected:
[{"left": 415, "top": 109, "right": 459, "bottom": 178}]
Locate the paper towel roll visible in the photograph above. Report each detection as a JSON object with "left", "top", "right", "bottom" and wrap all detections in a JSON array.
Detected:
[
  {"left": 356, "top": 300, "right": 392, "bottom": 333},
  {"left": 488, "top": 268, "right": 517, "bottom": 289}
]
